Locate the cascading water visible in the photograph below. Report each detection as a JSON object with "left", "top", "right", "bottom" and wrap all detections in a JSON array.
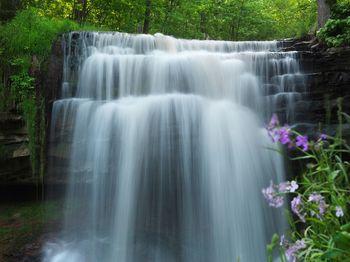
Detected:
[{"left": 45, "top": 32, "right": 305, "bottom": 262}]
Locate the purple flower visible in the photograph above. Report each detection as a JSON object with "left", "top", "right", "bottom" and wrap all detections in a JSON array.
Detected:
[
  {"left": 296, "top": 135, "right": 309, "bottom": 151},
  {"left": 289, "top": 181, "right": 299, "bottom": 193},
  {"left": 266, "top": 114, "right": 280, "bottom": 142},
  {"left": 274, "top": 197, "right": 284, "bottom": 208},
  {"left": 308, "top": 193, "right": 323, "bottom": 202},
  {"left": 320, "top": 134, "right": 327, "bottom": 141},
  {"left": 291, "top": 195, "right": 305, "bottom": 222},
  {"left": 318, "top": 200, "right": 327, "bottom": 217},
  {"left": 291, "top": 196, "right": 302, "bottom": 210},
  {"left": 335, "top": 206, "right": 344, "bottom": 217},
  {"left": 278, "top": 182, "right": 290, "bottom": 193},
  {"left": 268, "top": 114, "right": 279, "bottom": 129},
  {"left": 285, "top": 239, "right": 306, "bottom": 262},
  {"left": 278, "top": 181, "right": 298, "bottom": 193},
  {"left": 262, "top": 181, "right": 284, "bottom": 208},
  {"left": 308, "top": 193, "right": 327, "bottom": 219},
  {"left": 279, "top": 126, "right": 291, "bottom": 145},
  {"left": 269, "top": 129, "right": 280, "bottom": 143}
]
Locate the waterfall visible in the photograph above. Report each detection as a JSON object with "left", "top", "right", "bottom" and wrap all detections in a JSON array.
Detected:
[{"left": 45, "top": 32, "right": 305, "bottom": 262}]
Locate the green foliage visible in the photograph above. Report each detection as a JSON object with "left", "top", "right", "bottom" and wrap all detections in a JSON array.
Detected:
[
  {"left": 318, "top": 17, "right": 350, "bottom": 47},
  {"left": 1, "top": 8, "right": 82, "bottom": 61},
  {"left": 0, "top": 8, "right": 97, "bottom": 175},
  {"left": 96, "top": 0, "right": 317, "bottom": 40},
  {"left": 10, "top": 0, "right": 317, "bottom": 41},
  {"left": 9, "top": 73, "right": 34, "bottom": 104},
  {"left": 0, "top": 8, "right": 84, "bottom": 111},
  {"left": 331, "top": 1, "right": 350, "bottom": 19},
  {"left": 0, "top": 0, "right": 22, "bottom": 22},
  {"left": 318, "top": 0, "right": 350, "bottom": 47},
  {"left": 265, "top": 111, "right": 350, "bottom": 261},
  {"left": 291, "top": 137, "right": 350, "bottom": 261},
  {"left": 0, "top": 201, "right": 63, "bottom": 254}
]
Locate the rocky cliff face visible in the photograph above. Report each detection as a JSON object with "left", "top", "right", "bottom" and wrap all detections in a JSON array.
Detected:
[
  {"left": 281, "top": 40, "right": 350, "bottom": 137},
  {"left": 0, "top": 112, "right": 31, "bottom": 183},
  {"left": 299, "top": 48, "right": 350, "bottom": 125},
  {"left": 0, "top": 38, "right": 64, "bottom": 192}
]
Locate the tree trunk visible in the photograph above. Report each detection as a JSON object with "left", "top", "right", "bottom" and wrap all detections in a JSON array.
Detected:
[
  {"left": 162, "top": 0, "right": 177, "bottom": 33},
  {"left": 317, "top": 0, "right": 331, "bottom": 29},
  {"left": 0, "top": 0, "right": 21, "bottom": 21},
  {"left": 29, "top": 55, "right": 44, "bottom": 199},
  {"left": 71, "top": 0, "right": 76, "bottom": 20},
  {"left": 73, "top": 0, "right": 89, "bottom": 24},
  {"left": 234, "top": 0, "right": 246, "bottom": 40},
  {"left": 200, "top": 11, "right": 206, "bottom": 36},
  {"left": 229, "top": 21, "right": 235, "bottom": 41},
  {"left": 143, "top": 0, "right": 151, "bottom": 34},
  {"left": 81, "top": 0, "right": 88, "bottom": 23}
]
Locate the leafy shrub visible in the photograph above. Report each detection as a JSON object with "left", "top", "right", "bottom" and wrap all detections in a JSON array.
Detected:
[
  {"left": 264, "top": 112, "right": 350, "bottom": 261},
  {"left": 317, "top": 1, "right": 350, "bottom": 47},
  {"left": 1, "top": 8, "right": 81, "bottom": 61},
  {"left": 0, "top": 8, "right": 82, "bottom": 111},
  {"left": 331, "top": 1, "right": 350, "bottom": 19},
  {"left": 318, "top": 17, "right": 350, "bottom": 47}
]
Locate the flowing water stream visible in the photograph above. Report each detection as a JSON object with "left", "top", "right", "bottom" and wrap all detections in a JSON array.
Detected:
[{"left": 44, "top": 32, "right": 305, "bottom": 262}]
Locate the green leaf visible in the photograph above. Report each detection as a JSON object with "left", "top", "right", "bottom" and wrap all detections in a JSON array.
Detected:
[
  {"left": 341, "top": 223, "right": 350, "bottom": 232},
  {"left": 342, "top": 112, "right": 350, "bottom": 124}
]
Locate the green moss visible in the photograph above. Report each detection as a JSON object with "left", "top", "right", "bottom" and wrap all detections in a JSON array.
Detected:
[
  {"left": 22, "top": 98, "right": 36, "bottom": 173},
  {"left": 0, "top": 201, "right": 63, "bottom": 256},
  {"left": 0, "top": 145, "right": 7, "bottom": 160},
  {"left": 0, "top": 201, "right": 61, "bottom": 222}
]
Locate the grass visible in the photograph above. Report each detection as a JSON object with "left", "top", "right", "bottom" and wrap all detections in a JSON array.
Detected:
[{"left": 0, "top": 200, "right": 63, "bottom": 260}]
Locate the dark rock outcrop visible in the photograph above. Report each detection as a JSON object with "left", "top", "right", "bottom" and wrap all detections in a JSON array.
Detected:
[
  {"left": 0, "top": 113, "right": 31, "bottom": 183},
  {"left": 291, "top": 46, "right": 350, "bottom": 138},
  {"left": 43, "top": 37, "right": 64, "bottom": 181}
]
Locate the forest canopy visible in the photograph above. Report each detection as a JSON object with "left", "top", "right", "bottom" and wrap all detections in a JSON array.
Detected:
[{"left": 1, "top": 0, "right": 319, "bottom": 41}]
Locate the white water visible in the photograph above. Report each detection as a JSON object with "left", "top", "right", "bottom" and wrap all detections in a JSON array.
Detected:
[{"left": 45, "top": 32, "right": 305, "bottom": 262}]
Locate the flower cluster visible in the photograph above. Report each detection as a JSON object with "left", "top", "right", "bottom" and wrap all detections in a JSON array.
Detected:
[
  {"left": 263, "top": 184, "right": 343, "bottom": 223},
  {"left": 282, "top": 238, "right": 307, "bottom": 262},
  {"left": 264, "top": 116, "right": 344, "bottom": 219},
  {"left": 291, "top": 195, "right": 306, "bottom": 222},
  {"left": 308, "top": 193, "right": 328, "bottom": 219},
  {"left": 335, "top": 206, "right": 344, "bottom": 218},
  {"left": 262, "top": 180, "right": 299, "bottom": 208},
  {"left": 266, "top": 114, "right": 326, "bottom": 152},
  {"left": 279, "top": 180, "right": 299, "bottom": 193},
  {"left": 264, "top": 113, "right": 349, "bottom": 261},
  {"left": 262, "top": 181, "right": 284, "bottom": 207},
  {"left": 296, "top": 135, "right": 308, "bottom": 151},
  {"left": 267, "top": 114, "right": 293, "bottom": 146}
]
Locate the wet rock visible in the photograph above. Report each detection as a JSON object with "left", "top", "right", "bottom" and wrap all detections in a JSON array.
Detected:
[
  {"left": 0, "top": 113, "right": 31, "bottom": 183},
  {"left": 277, "top": 43, "right": 350, "bottom": 138}
]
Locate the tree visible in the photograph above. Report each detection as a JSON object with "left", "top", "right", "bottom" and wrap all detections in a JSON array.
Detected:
[
  {"left": 6, "top": 0, "right": 319, "bottom": 40},
  {"left": 143, "top": 0, "right": 151, "bottom": 33},
  {"left": 0, "top": 0, "right": 22, "bottom": 22},
  {"left": 317, "top": 0, "right": 331, "bottom": 28}
]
